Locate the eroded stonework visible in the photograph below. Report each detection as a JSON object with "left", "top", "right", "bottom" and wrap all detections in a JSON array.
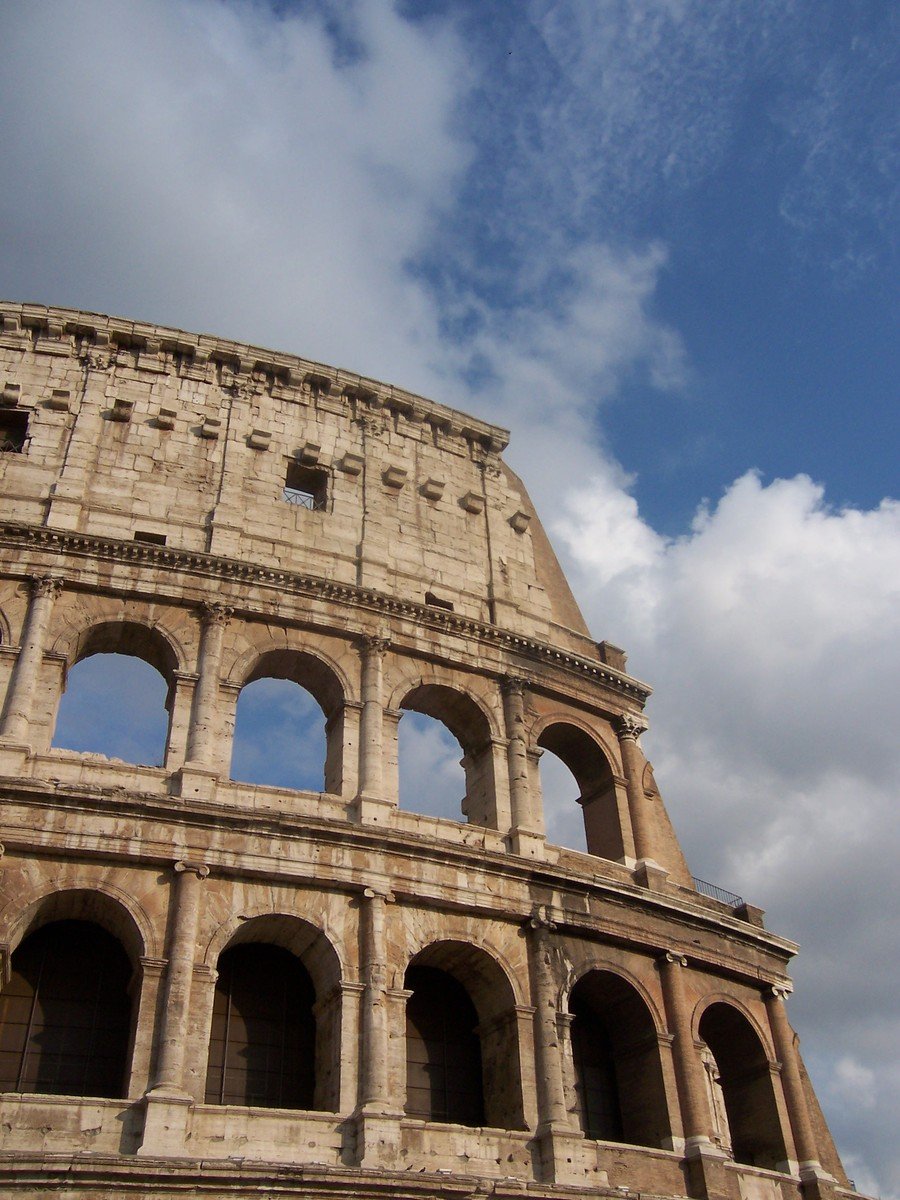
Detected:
[{"left": 0, "top": 303, "right": 855, "bottom": 1200}]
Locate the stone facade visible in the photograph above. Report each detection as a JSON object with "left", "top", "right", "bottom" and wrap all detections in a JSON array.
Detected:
[{"left": 0, "top": 303, "right": 856, "bottom": 1200}]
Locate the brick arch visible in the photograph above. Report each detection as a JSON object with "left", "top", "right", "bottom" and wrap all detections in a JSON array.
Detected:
[
  {"left": 50, "top": 615, "right": 184, "bottom": 683},
  {"left": 403, "top": 936, "right": 522, "bottom": 1020},
  {"left": 388, "top": 670, "right": 502, "bottom": 747},
  {"left": 530, "top": 712, "right": 621, "bottom": 784},
  {"left": 203, "top": 910, "right": 344, "bottom": 999},
  {"left": 691, "top": 992, "right": 776, "bottom": 1062},
  {"left": 561, "top": 960, "right": 666, "bottom": 1034},
  {"left": 226, "top": 640, "right": 349, "bottom": 719},
  {"left": 0, "top": 883, "right": 154, "bottom": 968}
]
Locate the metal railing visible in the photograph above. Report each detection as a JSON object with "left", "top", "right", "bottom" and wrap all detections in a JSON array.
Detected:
[
  {"left": 283, "top": 487, "right": 325, "bottom": 511},
  {"left": 692, "top": 877, "right": 744, "bottom": 909}
]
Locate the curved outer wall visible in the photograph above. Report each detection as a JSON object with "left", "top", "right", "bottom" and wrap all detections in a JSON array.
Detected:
[{"left": 0, "top": 304, "right": 853, "bottom": 1200}]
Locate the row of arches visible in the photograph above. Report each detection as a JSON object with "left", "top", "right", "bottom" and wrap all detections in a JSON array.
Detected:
[
  {"left": 10, "top": 615, "right": 625, "bottom": 856},
  {"left": 0, "top": 896, "right": 789, "bottom": 1169}
]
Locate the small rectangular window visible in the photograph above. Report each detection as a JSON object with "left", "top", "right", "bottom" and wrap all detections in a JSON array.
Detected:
[
  {"left": 134, "top": 531, "right": 167, "bottom": 546},
  {"left": 283, "top": 463, "right": 328, "bottom": 511},
  {"left": 0, "top": 409, "right": 28, "bottom": 453}
]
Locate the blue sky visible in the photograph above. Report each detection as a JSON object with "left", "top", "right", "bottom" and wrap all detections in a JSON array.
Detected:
[{"left": 4, "top": 1, "right": 898, "bottom": 1194}]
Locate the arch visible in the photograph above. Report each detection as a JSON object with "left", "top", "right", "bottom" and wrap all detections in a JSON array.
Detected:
[
  {"left": 0, "top": 884, "right": 152, "bottom": 967},
  {"left": 396, "top": 681, "right": 499, "bottom": 829},
  {"left": 204, "top": 913, "right": 343, "bottom": 1113},
  {"left": 403, "top": 939, "right": 525, "bottom": 1130},
  {"left": 54, "top": 617, "right": 182, "bottom": 682},
  {"left": 537, "top": 720, "right": 624, "bottom": 860},
  {"left": 698, "top": 1001, "right": 788, "bottom": 1170},
  {"left": 567, "top": 968, "right": 671, "bottom": 1148},
  {"left": 0, "top": 604, "right": 11, "bottom": 647},
  {"left": 230, "top": 647, "right": 348, "bottom": 794},
  {"left": 0, "top": 918, "right": 133, "bottom": 1098},
  {"left": 561, "top": 961, "right": 666, "bottom": 1035},
  {"left": 229, "top": 645, "right": 348, "bottom": 717},
  {"left": 205, "top": 912, "right": 343, "bottom": 1000}
]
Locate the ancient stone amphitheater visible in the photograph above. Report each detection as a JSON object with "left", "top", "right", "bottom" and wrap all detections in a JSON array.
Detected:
[{"left": 0, "top": 303, "right": 853, "bottom": 1200}]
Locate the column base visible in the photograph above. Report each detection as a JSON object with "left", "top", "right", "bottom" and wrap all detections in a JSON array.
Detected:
[
  {"left": 354, "top": 1107, "right": 403, "bottom": 1169},
  {"left": 509, "top": 826, "right": 546, "bottom": 860},
  {"left": 172, "top": 763, "right": 220, "bottom": 801},
  {"left": 534, "top": 1124, "right": 596, "bottom": 1186},
  {"left": 634, "top": 859, "right": 670, "bottom": 891},
  {"left": 683, "top": 1137, "right": 737, "bottom": 1200},
  {"left": 0, "top": 740, "right": 31, "bottom": 777},
  {"left": 137, "top": 1088, "right": 194, "bottom": 1157},
  {"left": 799, "top": 1163, "right": 837, "bottom": 1200},
  {"left": 353, "top": 792, "right": 396, "bottom": 827}
]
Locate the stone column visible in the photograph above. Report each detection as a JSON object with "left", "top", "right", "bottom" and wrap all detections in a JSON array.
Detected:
[
  {"left": 139, "top": 860, "right": 208, "bottom": 1156},
  {"left": 0, "top": 576, "right": 62, "bottom": 746},
  {"left": 186, "top": 603, "right": 231, "bottom": 765},
  {"left": 765, "top": 986, "right": 829, "bottom": 1180},
  {"left": 525, "top": 910, "right": 586, "bottom": 1184},
  {"left": 150, "top": 861, "right": 208, "bottom": 1095},
  {"left": 657, "top": 953, "right": 713, "bottom": 1149},
  {"left": 503, "top": 676, "right": 544, "bottom": 857},
  {"left": 355, "top": 887, "right": 403, "bottom": 1169},
  {"left": 614, "top": 713, "right": 657, "bottom": 869},
  {"left": 356, "top": 637, "right": 390, "bottom": 823},
  {"left": 178, "top": 604, "right": 230, "bottom": 799},
  {"left": 359, "top": 888, "right": 391, "bottom": 1110}
]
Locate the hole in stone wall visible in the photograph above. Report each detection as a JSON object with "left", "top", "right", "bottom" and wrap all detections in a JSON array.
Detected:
[
  {"left": 53, "top": 653, "right": 169, "bottom": 766},
  {"left": 133, "top": 530, "right": 167, "bottom": 545},
  {"left": 424, "top": 591, "right": 454, "bottom": 612},
  {"left": 0, "top": 408, "right": 28, "bottom": 452},
  {"left": 283, "top": 462, "right": 328, "bottom": 511},
  {"left": 397, "top": 710, "right": 467, "bottom": 820},
  {"left": 539, "top": 750, "right": 588, "bottom": 853},
  {"left": 230, "top": 678, "right": 327, "bottom": 791}
]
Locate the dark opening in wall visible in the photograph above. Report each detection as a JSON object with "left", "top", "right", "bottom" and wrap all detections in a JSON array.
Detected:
[
  {"left": 425, "top": 591, "right": 454, "bottom": 612},
  {"left": 134, "top": 531, "right": 167, "bottom": 546},
  {"left": 283, "top": 463, "right": 328, "bottom": 511},
  {"left": 0, "top": 408, "right": 28, "bottom": 453}
]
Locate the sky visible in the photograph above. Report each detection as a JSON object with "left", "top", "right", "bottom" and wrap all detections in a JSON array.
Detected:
[{"left": 4, "top": 0, "right": 897, "bottom": 1193}]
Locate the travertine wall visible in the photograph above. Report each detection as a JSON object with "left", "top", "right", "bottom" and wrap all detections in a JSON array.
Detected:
[{"left": 0, "top": 305, "right": 853, "bottom": 1200}]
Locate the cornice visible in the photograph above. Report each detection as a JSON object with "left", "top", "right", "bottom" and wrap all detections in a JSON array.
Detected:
[
  {"left": 0, "top": 300, "right": 509, "bottom": 453},
  {"left": 0, "top": 521, "right": 653, "bottom": 705}
]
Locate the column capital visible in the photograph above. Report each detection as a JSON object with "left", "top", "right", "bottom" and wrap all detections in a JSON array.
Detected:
[
  {"left": 362, "top": 886, "right": 394, "bottom": 903},
  {"left": 526, "top": 905, "right": 557, "bottom": 933},
  {"left": 658, "top": 950, "right": 688, "bottom": 968},
  {"left": 767, "top": 983, "right": 793, "bottom": 1000},
  {"left": 614, "top": 712, "right": 648, "bottom": 741},
  {"left": 199, "top": 601, "right": 232, "bottom": 628},
  {"left": 174, "top": 859, "right": 209, "bottom": 879},
  {"left": 359, "top": 634, "right": 390, "bottom": 657},
  {"left": 29, "top": 575, "right": 64, "bottom": 599},
  {"left": 500, "top": 673, "right": 529, "bottom": 697}
]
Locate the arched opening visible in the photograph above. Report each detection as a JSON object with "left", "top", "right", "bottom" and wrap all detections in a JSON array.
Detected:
[
  {"left": 205, "top": 914, "right": 342, "bottom": 1112},
  {"left": 404, "top": 941, "right": 524, "bottom": 1130},
  {"left": 205, "top": 943, "right": 316, "bottom": 1109},
  {"left": 699, "top": 1004, "right": 787, "bottom": 1170},
  {"left": 398, "top": 685, "right": 497, "bottom": 827},
  {"left": 231, "top": 650, "right": 345, "bottom": 794},
  {"left": 569, "top": 970, "right": 670, "bottom": 1148},
  {"left": 0, "top": 919, "right": 132, "bottom": 1098},
  {"left": 52, "top": 622, "right": 177, "bottom": 766},
  {"left": 537, "top": 724, "right": 622, "bottom": 860},
  {"left": 539, "top": 751, "right": 588, "bottom": 852}
]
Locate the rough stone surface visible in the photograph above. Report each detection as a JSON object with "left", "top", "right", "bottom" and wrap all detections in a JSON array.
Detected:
[{"left": 0, "top": 304, "right": 857, "bottom": 1200}]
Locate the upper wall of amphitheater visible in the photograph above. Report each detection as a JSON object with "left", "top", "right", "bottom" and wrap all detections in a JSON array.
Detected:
[{"left": 0, "top": 302, "right": 601, "bottom": 659}]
